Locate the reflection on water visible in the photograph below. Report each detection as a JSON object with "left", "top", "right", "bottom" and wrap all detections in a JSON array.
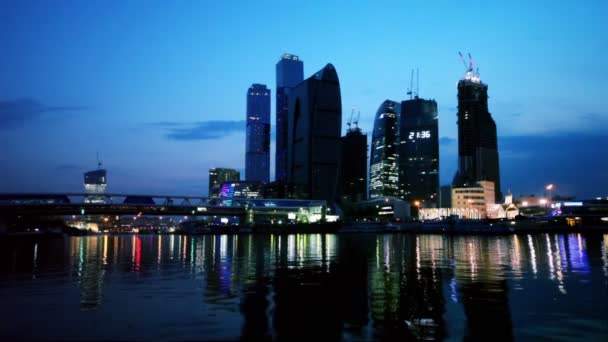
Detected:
[{"left": 1, "top": 233, "right": 607, "bottom": 340}]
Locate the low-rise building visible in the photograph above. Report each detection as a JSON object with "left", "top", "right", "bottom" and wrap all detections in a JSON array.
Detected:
[{"left": 451, "top": 181, "right": 495, "bottom": 219}]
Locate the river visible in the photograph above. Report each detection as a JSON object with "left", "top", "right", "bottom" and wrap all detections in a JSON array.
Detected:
[{"left": 1, "top": 233, "right": 607, "bottom": 340}]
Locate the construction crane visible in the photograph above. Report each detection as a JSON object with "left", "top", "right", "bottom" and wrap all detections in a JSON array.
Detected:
[
  {"left": 347, "top": 107, "right": 355, "bottom": 132},
  {"left": 458, "top": 51, "right": 468, "bottom": 71},
  {"left": 354, "top": 110, "right": 360, "bottom": 130}
]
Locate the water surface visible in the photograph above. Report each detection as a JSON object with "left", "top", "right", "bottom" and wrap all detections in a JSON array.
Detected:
[{"left": 1, "top": 233, "right": 607, "bottom": 340}]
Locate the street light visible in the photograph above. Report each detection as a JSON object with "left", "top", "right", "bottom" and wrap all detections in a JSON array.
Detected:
[
  {"left": 546, "top": 184, "right": 554, "bottom": 205},
  {"left": 413, "top": 201, "right": 421, "bottom": 219}
]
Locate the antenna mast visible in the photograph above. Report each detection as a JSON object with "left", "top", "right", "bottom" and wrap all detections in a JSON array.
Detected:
[
  {"left": 416, "top": 68, "right": 420, "bottom": 98},
  {"left": 407, "top": 69, "right": 414, "bottom": 99}
]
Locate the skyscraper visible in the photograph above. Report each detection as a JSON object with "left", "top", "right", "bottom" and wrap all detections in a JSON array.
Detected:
[
  {"left": 399, "top": 97, "right": 439, "bottom": 207},
  {"left": 84, "top": 161, "right": 107, "bottom": 204},
  {"left": 276, "top": 54, "right": 304, "bottom": 182},
  {"left": 369, "top": 100, "right": 400, "bottom": 198},
  {"left": 341, "top": 122, "right": 368, "bottom": 203},
  {"left": 246, "top": 84, "right": 270, "bottom": 183},
  {"left": 208, "top": 167, "right": 240, "bottom": 198},
  {"left": 452, "top": 64, "right": 501, "bottom": 201},
  {"left": 287, "top": 64, "right": 342, "bottom": 202}
]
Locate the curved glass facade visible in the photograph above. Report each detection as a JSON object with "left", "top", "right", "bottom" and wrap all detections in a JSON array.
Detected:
[{"left": 369, "top": 100, "right": 400, "bottom": 198}]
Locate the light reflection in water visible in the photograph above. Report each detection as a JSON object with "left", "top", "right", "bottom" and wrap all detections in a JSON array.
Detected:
[
  {"left": 511, "top": 235, "right": 522, "bottom": 279},
  {"left": 527, "top": 235, "right": 538, "bottom": 276},
  {"left": 603, "top": 235, "right": 608, "bottom": 283},
  {"left": 554, "top": 236, "right": 566, "bottom": 294},
  {"left": 1, "top": 233, "right": 605, "bottom": 341},
  {"left": 546, "top": 234, "right": 555, "bottom": 280}
]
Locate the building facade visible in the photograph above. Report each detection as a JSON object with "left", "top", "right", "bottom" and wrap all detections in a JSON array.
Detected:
[
  {"left": 451, "top": 180, "right": 495, "bottom": 219},
  {"left": 275, "top": 53, "right": 304, "bottom": 182},
  {"left": 369, "top": 100, "right": 400, "bottom": 198},
  {"left": 399, "top": 97, "right": 439, "bottom": 207},
  {"left": 208, "top": 168, "right": 240, "bottom": 198},
  {"left": 287, "top": 64, "right": 342, "bottom": 202},
  {"left": 246, "top": 83, "right": 270, "bottom": 183},
  {"left": 452, "top": 69, "right": 501, "bottom": 201},
  {"left": 219, "top": 181, "right": 263, "bottom": 200},
  {"left": 341, "top": 126, "right": 368, "bottom": 203},
  {"left": 84, "top": 163, "right": 107, "bottom": 204}
]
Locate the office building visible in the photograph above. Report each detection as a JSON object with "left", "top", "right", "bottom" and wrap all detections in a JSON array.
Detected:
[
  {"left": 452, "top": 64, "right": 501, "bottom": 201},
  {"left": 246, "top": 83, "right": 270, "bottom": 183},
  {"left": 84, "top": 162, "right": 107, "bottom": 204},
  {"left": 287, "top": 63, "right": 342, "bottom": 202},
  {"left": 341, "top": 124, "right": 368, "bottom": 203},
  {"left": 220, "top": 181, "right": 263, "bottom": 199},
  {"left": 451, "top": 180, "right": 495, "bottom": 219},
  {"left": 208, "top": 168, "right": 240, "bottom": 198},
  {"left": 276, "top": 53, "right": 304, "bottom": 182},
  {"left": 369, "top": 100, "right": 400, "bottom": 198},
  {"left": 399, "top": 97, "right": 439, "bottom": 207}
]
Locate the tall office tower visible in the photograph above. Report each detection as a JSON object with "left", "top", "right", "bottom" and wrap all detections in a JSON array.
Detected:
[
  {"left": 399, "top": 97, "right": 439, "bottom": 207},
  {"left": 287, "top": 64, "right": 342, "bottom": 202},
  {"left": 275, "top": 53, "right": 304, "bottom": 182},
  {"left": 341, "top": 122, "right": 368, "bottom": 203},
  {"left": 369, "top": 100, "right": 400, "bottom": 198},
  {"left": 452, "top": 56, "right": 501, "bottom": 201},
  {"left": 246, "top": 84, "right": 271, "bottom": 183},
  {"left": 208, "top": 168, "right": 240, "bottom": 198},
  {"left": 84, "top": 161, "right": 107, "bottom": 204}
]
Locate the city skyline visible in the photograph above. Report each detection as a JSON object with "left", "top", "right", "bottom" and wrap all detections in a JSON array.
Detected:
[{"left": 1, "top": 1, "right": 607, "bottom": 198}]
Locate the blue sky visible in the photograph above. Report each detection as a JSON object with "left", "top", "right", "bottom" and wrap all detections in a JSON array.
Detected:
[{"left": 1, "top": 0, "right": 607, "bottom": 198}]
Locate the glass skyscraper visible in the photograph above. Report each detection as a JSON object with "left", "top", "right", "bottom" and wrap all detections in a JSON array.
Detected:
[
  {"left": 287, "top": 64, "right": 342, "bottom": 202},
  {"left": 399, "top": 97, "right": 439, "bottom": 207},
  {"left": 275, "top": 54, "right": 304, "bottom": 182},
  {"left": 369, "top": 100, "right": 400, "bottom": 198},
  {"left": 341, "top": 126, "right": 368, "bottom": 203},
  {"left": 452, "top": 70, "right": 501, "bottom": 201},
  {"left": 246, "top": 84, "right": 270, "bottom": 183}
]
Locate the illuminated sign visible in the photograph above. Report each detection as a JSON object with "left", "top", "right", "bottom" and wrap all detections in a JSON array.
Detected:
[{"left": 408, "top": 130, "right": 431, "bottom": 139}]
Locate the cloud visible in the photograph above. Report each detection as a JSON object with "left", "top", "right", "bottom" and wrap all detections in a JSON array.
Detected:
[
  {"left": 441, "top": 133, "right": 608, "bottom": 198},
  {"left": 0, "top": 98, "right": 88, "bottom": 128},
  {"left": 153, "top": 120, "right": 246, "bottom": 141}
]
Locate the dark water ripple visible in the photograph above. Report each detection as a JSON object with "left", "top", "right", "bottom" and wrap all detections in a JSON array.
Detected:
[{"left": 0, "top": 233, "right": 607, "bottom": 341}]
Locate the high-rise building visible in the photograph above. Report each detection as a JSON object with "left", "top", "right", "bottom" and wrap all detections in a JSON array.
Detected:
[
  {"left": 276, "top": 54, "right": 304, "bottom": 182},
  {"left": 452, "top": 65, "right": 501, "bottom": 201},
  {"left": 341, "top": 124, "right": 368, "bottom": 203},
  {"left": 208, "top": 168, "right": 240, "bottom": 198},
  {"left": 246, "top": 83, "right": 270, "bottom": 183},
  {"left": 369, "top": 100, "right": 400, "bottom": 198},
  {"left": 84, "top": 162, "right": 107, "bottom": 204},
  {"left": 399, "top": 97, "right": 439, "bottom": 207},
  {"left": 287, "top": 64, "right": 342, "bottom": 202}
]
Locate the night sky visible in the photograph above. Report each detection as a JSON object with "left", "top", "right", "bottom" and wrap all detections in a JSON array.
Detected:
[{"left": 1, "top": 0, "right": 607, "bottom": 199}]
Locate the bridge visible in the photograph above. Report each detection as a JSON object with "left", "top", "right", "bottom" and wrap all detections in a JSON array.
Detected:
[
  {"left": 0, "top": 193, "right": 247, "bottom": 232},
  {"left": 0, "top": 193, "right": 213, "bottom": 206}
]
